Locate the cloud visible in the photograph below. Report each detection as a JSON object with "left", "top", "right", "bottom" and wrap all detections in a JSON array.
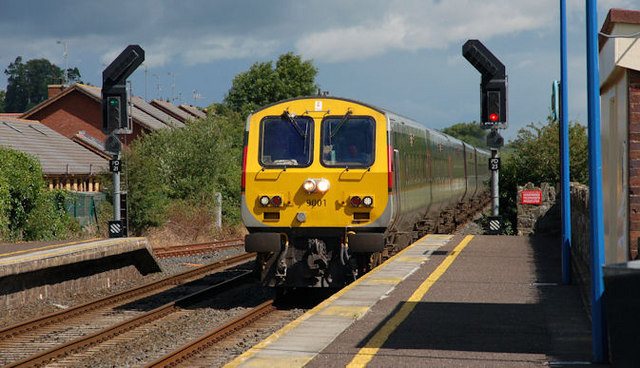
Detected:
[
  {"left": 182, "top": 37, "right": 280, "bottom": 65},
  {"left": 296, "top": 0, "right": 558, "bottom": 62},
  {"left": 97, "top": 35, "right": 281, "bottom": 69}
]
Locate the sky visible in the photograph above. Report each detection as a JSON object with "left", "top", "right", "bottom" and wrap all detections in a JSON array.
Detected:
[{"left": 0, "top": 0, "right": 637, "bottom": 142}]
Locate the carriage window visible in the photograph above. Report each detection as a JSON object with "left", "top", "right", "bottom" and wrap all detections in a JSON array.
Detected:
[
  {"left": 321, "top": 116, "right": 375, "bottom": 167},
  {"left": 260, "top": 116, "right": 313, "bottom": 167}
]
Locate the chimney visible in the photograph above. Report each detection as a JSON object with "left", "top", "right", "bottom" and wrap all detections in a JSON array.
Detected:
[{"left": 48, "top": 84, "right": 65, "bottom": 98}]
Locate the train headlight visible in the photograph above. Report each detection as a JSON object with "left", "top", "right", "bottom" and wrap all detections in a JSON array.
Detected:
[
  {"left": 271, "top": 195, "right": 283, "bottom": 207},
  {"left": 316, "top": 178, "right": 331, "bottom": 193},
  {"left": 259, "top": 196, "right": 271, "bottom": 206},
  {"left": 302, "top": 179, "right": 316, "bottom": 193},
  {"left": 362, "top": 196, "right": 373, "bottom": 207},
  {"left": 350, "top": 196, "right": 362, "bottom": 207}
]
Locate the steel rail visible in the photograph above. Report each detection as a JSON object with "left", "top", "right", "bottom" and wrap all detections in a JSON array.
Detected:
[
  {"left": 145, "top": 299, "right": 276, "bottom": 368},
  {"left": 5, "top": 272, "right": 255, "bottom": 368},
  {"left": 0, "top": 252, "right": 255, "bottom": 341},
  {"left": 153, "top": 238, "right": 244, "bottom": 259}
]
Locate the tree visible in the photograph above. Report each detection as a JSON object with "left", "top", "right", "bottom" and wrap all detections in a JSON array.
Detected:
[
  {"left": 224, "top": 52, "right": 318, "bottom": 115},
  {"left": 441, "top": 121, "right": 488, "bottom": 148},
  {"left": 498, "top": 118, "right": 588, "bottom": 232},
  {"left": 3, "top": 57, "right": 82, "bottom": 112},
  {"left": 0, "top": 89, "right": 5, "bottom": 112},
  {"left": 0, "top": 147, "right": 79, "bottom": 241}
]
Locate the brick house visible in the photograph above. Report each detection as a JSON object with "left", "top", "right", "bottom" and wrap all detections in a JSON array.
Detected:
[
  {"left": 150, "top": 99, "right": 197, "bottom": 123},
  {"left": 599, "top": 8, "right": 640, "bottom": 261},
  {"left": 20, "top": 84, "right": 194, "bottom": 155}
]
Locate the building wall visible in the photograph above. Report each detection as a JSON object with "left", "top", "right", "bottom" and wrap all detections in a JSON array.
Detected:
[
  {"left": 29, "top": 91, "right": 105, "bottom": 141},
  {"left": 600, "top": 69, "right": 629, "bottom": 263},
  {"left": 629, "top": 70, "right": 640, "bottom": 260},
  {"left": 28, "top": 89, "right": 148, "bottom": 149}
]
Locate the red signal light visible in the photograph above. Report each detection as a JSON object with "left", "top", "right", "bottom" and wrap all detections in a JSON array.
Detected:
[
  {"left": 489, "top": 113, "right": 499, "bottom": 122},
  {"left": 271, "top": 195, "right": 282, "bottom": 207}
]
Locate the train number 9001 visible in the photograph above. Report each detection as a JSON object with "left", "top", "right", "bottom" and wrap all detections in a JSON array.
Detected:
[{"left": 306, "top": 199, "right": 326, "bottom": 207}]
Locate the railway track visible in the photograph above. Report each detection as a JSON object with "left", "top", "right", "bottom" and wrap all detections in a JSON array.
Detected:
[
  {"left": 0, "top": 252, "right": 255, "bottom": 366},
  {"left": 146, "top": 299, "right": 280, "bottom": 367},
  {"left": 5, "top": 273, "right": 256, "bottom": 368},
  {"left": 153, "top": 238, "right": 244, "bottom": 259}
]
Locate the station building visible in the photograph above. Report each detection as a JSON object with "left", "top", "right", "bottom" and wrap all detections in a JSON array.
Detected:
[{"left": 599, "top": 8, "right": 640, "bottom": 261}]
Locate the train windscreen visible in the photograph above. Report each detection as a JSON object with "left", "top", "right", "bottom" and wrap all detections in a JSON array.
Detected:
[
  {"left": 321, "top": 116, "right": 375, "bottom": 168},
  {"left": 260, "top": 116, "right": 313, "bottom": 167}
]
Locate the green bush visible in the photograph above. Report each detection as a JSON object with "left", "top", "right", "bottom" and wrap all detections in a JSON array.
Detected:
[
  {"left": 123, "top": 110, "right": 244, "bottom": 234},
  {"left": 0, "top": 147, "right": 80, "bottom": 241},
  {"left": 498, "top": 119, "right": 588, "bottom": 232}
]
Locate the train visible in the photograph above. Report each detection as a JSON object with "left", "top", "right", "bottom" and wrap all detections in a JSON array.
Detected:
[{"left": 241, "top": 96, "right": 490, "bottom": 288}]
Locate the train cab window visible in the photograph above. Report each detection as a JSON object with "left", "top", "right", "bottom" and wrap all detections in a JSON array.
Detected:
[
  {"left": 321, "top": 116, "right": 375, "bottom": 168},
  {"left": 260, "top": 116, "right": 313, "bottom": 168}
]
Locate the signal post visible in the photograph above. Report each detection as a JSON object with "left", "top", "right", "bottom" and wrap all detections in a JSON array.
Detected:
[
  {"left": 462, "top": 40, "right": 507, "bottom": 234},
  {"left": 102, "top": 45, "right": 145, "bottom": 238}
]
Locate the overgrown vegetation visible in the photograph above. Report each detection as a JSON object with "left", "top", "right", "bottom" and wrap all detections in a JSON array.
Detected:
[
  {"left": 0, "top": 147, "right": 80, "bottom": 241},
  {"left": 121, "top": 110, "right": 244, "bottom": 237},
  {"left": 498, "top": 119, "right": 588, "bottom": 233},
  {"left": 444, "top": 117, "right": 588, "bottom": 234},
  {"left": 120, "top": 52, "right": 320, "bottom": 242}
]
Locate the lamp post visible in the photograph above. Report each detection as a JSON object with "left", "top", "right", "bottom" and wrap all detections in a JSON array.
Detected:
[{"left": 56, "top": 40, "right": 68, "bottom": 85}]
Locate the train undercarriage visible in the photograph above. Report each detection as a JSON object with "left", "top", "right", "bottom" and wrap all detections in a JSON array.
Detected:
[{"left": 251, "top": 192, "right": 491, "bottom": 289}]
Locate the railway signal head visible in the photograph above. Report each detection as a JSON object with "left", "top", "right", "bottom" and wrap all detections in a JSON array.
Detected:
[
  {"left": 106, "top": 96, "right": 122, "bottom": 127},
  {"left": 463, "top": 39, "right": 508, "bottom": 129},
  {"left": 102, "top": 45, "right": 144, "bottom": 133},
  {"left": 480, "top": 79, "right": 507, "bottom": 129}
]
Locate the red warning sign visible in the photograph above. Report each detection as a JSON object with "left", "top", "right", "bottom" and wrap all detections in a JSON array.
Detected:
[{"left": 521, "top": 190, "right": 542, "bottom": 205}]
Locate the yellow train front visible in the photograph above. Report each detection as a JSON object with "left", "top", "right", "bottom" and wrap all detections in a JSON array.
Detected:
[{"left": 241, "top": 96, "right": 490, "bottom": 288}]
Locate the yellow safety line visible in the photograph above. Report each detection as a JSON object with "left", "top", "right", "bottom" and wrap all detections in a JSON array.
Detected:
[
  {"left": 0, "top": 238, "right": 102, "bottom": 258},
  {"left": 346, "top": 235, "right": 475, "bottom": 368},
  {"left": 0, "top": 238, "right": 144, "bottom": 265},
  {"left": 224, "top": 234, "right": 441, "bottom": 368}
]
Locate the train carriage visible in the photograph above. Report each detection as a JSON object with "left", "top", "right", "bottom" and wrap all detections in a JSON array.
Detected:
[{"left": 241, "top": 96, "right": 489, "bottom": 288}]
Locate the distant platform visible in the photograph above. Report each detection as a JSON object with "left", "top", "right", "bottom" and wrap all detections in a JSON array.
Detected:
[{"left": 0, "top": 237, "right": 162, "bottom": 308}]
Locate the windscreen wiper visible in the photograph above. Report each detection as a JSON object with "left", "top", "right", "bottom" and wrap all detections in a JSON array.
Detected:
[
  {"left": 329, "top": 109, "right": 353, "bottom": 139},
  {"left": 281, "top": 111, "right": 306, "bottom": 138}
]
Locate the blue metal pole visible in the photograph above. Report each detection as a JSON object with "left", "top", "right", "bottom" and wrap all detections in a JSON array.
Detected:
[
  {"left": 586, "top": 0, "right": 608, "bottom": 362},
  {"left": 560, "top": 0, "right": 572, "bottom": 285}
]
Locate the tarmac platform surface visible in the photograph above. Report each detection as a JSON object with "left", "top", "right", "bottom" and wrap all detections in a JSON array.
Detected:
[{"left": 227, "top": 234, "right": 606, "bottom": 367}]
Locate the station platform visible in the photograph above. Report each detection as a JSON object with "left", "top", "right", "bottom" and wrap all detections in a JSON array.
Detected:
[
  {"left": 0, "top": 237, "right": 161, "bottom": 308},
  {"left": 227, "top": 234, "right": 606, "bottom": 368}
]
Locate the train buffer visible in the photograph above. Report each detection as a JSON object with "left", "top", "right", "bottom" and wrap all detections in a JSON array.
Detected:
[{"left": 228, "top": 235, "right": 609, "bottom": 367}]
